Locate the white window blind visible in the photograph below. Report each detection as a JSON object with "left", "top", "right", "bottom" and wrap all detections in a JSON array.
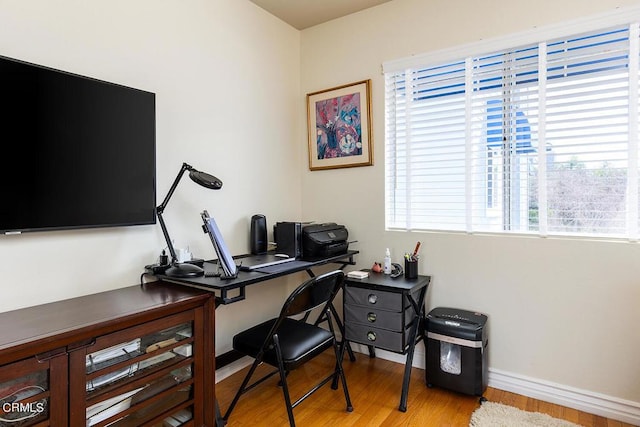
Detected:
[{"left": 385, "top": 20, "right": 640, "bottom": 239}]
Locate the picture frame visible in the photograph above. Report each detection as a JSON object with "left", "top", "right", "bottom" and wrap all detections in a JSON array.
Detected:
[{"left": 306, "top": 79, "right": 373, "bottom": 171}]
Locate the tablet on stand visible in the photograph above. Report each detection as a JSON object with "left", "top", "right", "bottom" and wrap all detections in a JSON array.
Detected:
[{"left": 201, "top": 210, "right": 238, "bottom": 279}]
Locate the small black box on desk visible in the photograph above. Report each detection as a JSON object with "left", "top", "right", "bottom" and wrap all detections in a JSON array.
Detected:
[{"left": 273, "top": 221, "right": 302, "bottom": 258}]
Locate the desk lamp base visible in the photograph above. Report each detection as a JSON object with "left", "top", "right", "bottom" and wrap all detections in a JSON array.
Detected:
[{"left": 164, "top": 263, "right": 204, "bottom": 278}]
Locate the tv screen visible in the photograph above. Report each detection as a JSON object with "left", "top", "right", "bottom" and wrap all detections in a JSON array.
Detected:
[{"left": 0, "top": 55, "right": 156, "bottom": 234}]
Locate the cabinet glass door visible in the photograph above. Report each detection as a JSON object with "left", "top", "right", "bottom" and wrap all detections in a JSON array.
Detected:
[
  {"left": 84, "top": 319, "right": 195, "bottom": 427},
  {"left": 0, "top": 358, "right": 50, "bottom": 426}
]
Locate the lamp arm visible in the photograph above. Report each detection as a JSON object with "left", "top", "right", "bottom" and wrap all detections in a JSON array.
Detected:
[
  {"left": 156, "top": 162, "right": 195, "bottom": 263},
  {"left": 156, "top": 162, "right": 194, "bottom": 214},
  {"left": 157, "top": 210, "right": 177, "bottom": 262}
]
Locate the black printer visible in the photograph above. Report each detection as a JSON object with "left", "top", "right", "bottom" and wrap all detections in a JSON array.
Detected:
[{"left": 302, "top": 223, "right": 349, "bottom": 259}]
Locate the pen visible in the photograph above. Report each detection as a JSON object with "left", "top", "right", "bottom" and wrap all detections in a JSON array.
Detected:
[{"left": 412, "top": 241, "right": 421, "bottom": 258}]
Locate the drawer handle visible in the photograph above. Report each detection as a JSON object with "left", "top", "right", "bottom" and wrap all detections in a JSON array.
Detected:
[
  {"left": 368, "top": 294, "right": 377, "bottom": 304},
  {"left": 367, "top": 312, "right": 377, "bottom": 323},
  {"left": 367, "top": 331, "right": 377, "bottom": 342}
]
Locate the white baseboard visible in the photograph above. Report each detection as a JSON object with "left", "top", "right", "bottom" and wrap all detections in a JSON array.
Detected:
[
  {"left": 216, "top": 356, "right": 253, "bottom": 383},
  {"left": 214, "top": 346, "right": 640, "bottom": 426},
  {"left": 488, "top": 368, "right": 640, "bottom": 426}
]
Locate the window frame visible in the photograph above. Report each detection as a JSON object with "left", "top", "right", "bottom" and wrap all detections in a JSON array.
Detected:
[{"left": 383, "top": 7, "right": 640, "bottom": 240}]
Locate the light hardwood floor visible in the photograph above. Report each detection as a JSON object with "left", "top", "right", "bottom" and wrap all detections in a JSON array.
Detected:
[{"left": 216, "top": 352, "right": 635, "bottom": 426}]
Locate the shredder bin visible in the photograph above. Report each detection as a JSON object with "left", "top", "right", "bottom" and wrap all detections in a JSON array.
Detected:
[{"left": 425, "top": 307, "right": 488, "bottom": 396}]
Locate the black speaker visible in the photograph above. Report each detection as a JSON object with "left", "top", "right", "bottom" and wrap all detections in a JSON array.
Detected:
[{"left": 250, "top": 214, "right": 267, "bottom": 255}]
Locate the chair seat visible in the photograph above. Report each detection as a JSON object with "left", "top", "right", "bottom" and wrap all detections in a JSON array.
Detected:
[{"left": 234, "top": 318, "right": 334, "bottom": 370}]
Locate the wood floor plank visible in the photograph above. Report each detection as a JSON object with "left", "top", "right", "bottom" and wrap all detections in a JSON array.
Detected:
[{"left": 217, "top": 352, "right": 635, "bottom": 426}]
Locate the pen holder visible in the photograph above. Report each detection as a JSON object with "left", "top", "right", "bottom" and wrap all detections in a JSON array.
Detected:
[{"left": 404, "top": 258, "right": 418, "bottom": 279}]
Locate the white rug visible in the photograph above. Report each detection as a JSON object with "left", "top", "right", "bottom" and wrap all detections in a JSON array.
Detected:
[{"left": 470, "top": 401, "right": 583, "bottom": 427}]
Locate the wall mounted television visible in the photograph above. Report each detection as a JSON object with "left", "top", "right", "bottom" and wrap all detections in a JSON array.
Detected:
[{"left": 0, "top": 55, "right": 156, "bottom": 235}]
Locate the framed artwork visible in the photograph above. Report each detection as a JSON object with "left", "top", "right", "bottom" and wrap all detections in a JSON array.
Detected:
[{"left": 307, "top": 79, "right": 373, "bottom": 171}]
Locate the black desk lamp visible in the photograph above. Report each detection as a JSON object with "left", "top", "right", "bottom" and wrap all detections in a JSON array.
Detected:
[{"left": 157, "top": 162, "right": 222, "bottom": 278}]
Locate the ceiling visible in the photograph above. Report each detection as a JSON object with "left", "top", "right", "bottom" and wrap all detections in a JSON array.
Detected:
[{"left": 249, "top": 0, "right": 394, "bottom": 30}]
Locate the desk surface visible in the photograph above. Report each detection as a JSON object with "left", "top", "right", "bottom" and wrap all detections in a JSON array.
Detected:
[
  {"left": 345, "top": 270, "right": 430, "bottom": 293},
  {"left": 157, "top": 250, "right": 358, "bottom": 304}
]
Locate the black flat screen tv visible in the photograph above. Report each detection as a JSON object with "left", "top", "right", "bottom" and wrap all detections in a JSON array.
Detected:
[{"left": 0, "top": 55, "right": 156, "bottom": 234}]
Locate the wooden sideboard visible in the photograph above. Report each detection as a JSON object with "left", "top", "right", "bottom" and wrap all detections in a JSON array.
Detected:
[{"left": 0, "top": 281, "right": 215, "bottom": 427}]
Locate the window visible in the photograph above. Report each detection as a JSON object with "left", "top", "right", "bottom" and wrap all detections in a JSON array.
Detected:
[{"left": 384, "top": 16, "right": 640, "bottom": 239}]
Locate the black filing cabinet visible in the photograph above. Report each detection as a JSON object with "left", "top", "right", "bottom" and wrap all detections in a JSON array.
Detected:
[
  {"left": 344, "top": 285, "right": 416, "bottom": 352},
  {"left": 343, "top": 272, "right": 430, "bottom": 412},
  {"left": 425, "top": 307, "right": 488, "bottom": 396}
]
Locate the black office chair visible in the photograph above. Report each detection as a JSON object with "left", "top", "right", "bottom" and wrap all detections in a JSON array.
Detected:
[{"left": 223, "top": 270, "right": 353, "bottom": 427}]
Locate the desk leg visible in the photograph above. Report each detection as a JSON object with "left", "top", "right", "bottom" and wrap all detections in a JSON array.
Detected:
[
  {"left": 399, "top": 323, "right": 418, "bottom": 412},
  {"left": 308, "top": 267, "right": 356, "bottom": 362},
  {"left": 367, "top": 345, "right": 376, "bottom": 358},
  {"left": 216, "top": 400, "right": 225, "bottom": 427},
  {"left": 328, "top": 302, "right": 356, "bottom": 362},
  {"left": 399, "top": 287, "right": 427, "bottom": 412}
]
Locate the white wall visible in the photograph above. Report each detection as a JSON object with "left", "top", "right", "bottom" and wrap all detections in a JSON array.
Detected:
[
  {"left": 300, "top": 0, "right": 640, "bottom": 410},
  {"left": 2, "top": 0, "right": 639, "bottom": 419},
  {"left": 0, "top": 0, "right": 303, "bottom": 353}
]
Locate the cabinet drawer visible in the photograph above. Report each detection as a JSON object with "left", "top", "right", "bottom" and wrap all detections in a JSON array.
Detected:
[
  {"left": 345, "top": 322, "right": 412, "bottom": 353},
  {"left": 344, "top": 286, "right": 407, "bottom": 311},
  {"left": 344, "top": 304, "right": 413, "bottom": 332}
]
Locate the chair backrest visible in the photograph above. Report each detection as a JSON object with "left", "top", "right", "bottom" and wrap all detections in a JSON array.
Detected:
[{"left": 280, "top": 270, "right": 344, "bottom": 318}]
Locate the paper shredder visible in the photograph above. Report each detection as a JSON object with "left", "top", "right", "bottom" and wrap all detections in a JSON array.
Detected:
[{"left": 425, "top": 307, "right": 488, "bottom": 396}]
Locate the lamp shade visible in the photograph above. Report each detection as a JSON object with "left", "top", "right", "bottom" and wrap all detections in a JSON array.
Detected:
[{"left": 189, "top": 170, "right": 223, "bottom": 190}]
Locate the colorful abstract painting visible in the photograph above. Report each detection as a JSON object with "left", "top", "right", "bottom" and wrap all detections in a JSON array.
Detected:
[
  {"left": 307, "top": 80, "right": 373, "bottom": 170},
  {"left": 315, "top": 92, "right": 362, "bottom": 159}
]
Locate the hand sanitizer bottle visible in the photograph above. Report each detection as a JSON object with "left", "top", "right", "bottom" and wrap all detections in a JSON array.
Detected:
[{"left": 384, "top": 248, "right": 392, "bottom": 274}]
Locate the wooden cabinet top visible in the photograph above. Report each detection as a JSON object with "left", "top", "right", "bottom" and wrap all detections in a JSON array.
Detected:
[{"left": 0, "top": 281, "right": 212, "bottom": 364}]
